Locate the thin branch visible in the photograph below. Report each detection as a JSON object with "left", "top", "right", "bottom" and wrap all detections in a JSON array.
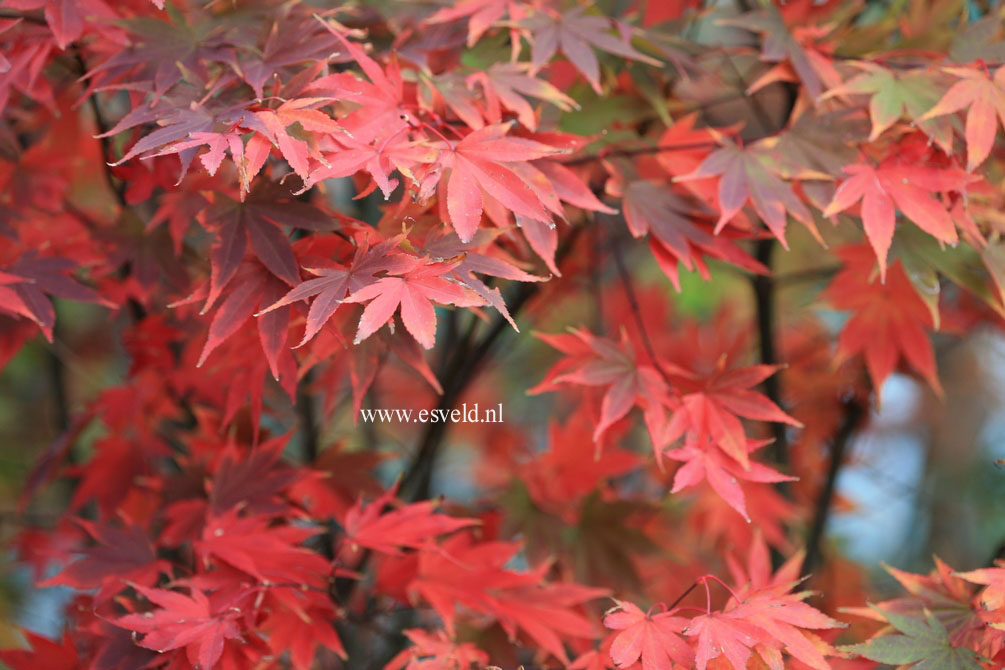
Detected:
[
  {"left": 801, "top": 398, "right": 865, "bottom": 578},
  {"left": 611, "top": 235, "right": 676, "bottom": 386},
  {"left": 46, "top": 318, "right": 71, "bottom": 435},
  {"left": 751, "top": 239, "right": 789, "bottom": 467},
  {"left": 773, "top": 265, "right": 842, "bottom": 286},
  {"left": 296, "top": 369, "right": 320, "bottom": 464},
  {"left": 0, "top": 9, "right": 47, "bottom": 24},
  {"left": 72, "top": 50, "right": 128, "bottom": 209},
  {"left": 563, "top": 140, "right": 717, "bottom": 166}
]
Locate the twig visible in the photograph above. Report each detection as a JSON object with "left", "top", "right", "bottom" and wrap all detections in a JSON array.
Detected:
[
  {"left": 72, "top": 49, "right": 128, "bottom": 209},
  {"left": 611, "top": 235, "right": 676, "bottom": 386},
  {"left": 801, "top": 398, "right": 865, "bottom": 578},
  {"left": 751, "top": 239, "right": 789, "bottom": 467},
  {"left": 0, "top": 9, "right": 47, "bottom": 24},
  {"left": 297, "top": 369, "right": 320, "bottom": 464},
  {"left": 563, "top": 141, "right": 717, "bottom": 166}
]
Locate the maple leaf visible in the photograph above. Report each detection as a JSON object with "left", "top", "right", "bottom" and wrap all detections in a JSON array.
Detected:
[
  {"left": 491, "top": 581, "right": 607, "bottom": 665},
  {"left": 201, "top": 181, "right": 336, "bottom": 312},
  {"left": 719, "top": 5, "right": 829, "bottom": 98},
  {"left": 519, "top": 411, "right": 640, "bottom": 516},
  {"left": 663, "top": 363, "right": 801, "bottom": 470},
  {"left": 666, "top": 439, "right": 794, "bottom": 521},
  {"left": 0, "top": 252, "right": 110, "bottom": 340},
  {"left": 726, "top": 590, "right": 844, "bottom": 670},
  {"left": 417, "top": 226, "right": 547, "bottom": 328},
  {"left": 262, "top": 601, "right": 347, "bottom": 669},
  {"left": 675, "top": 141, "right": 819, "bottom": 248},
  {"left": 114, "top": 584, "right": 244, "bottom": 670},
  {"left": 4, "top": 0, "right": 102, "bottom": 50},
  {"left": 191, "top": 260, "right": 292, "bottom": 380},
  {"left": 522, "top": 6, "right": 661, "bottom": 93},
  {"left": 823, "top": 245, "right": 941, "bottom": 394},
  {"left": 257, "top": 232, "right": 409, "bottom": 347},
  {"left": 841, "top": 606, "right": 983, "bottom": 670},
  {"left": 438, "top": 123, "right": 566, "bottom": 243},
  {"left": 387, "top": 629, "right": 489, "bottom": 670},
  {"left": 39, "top": 519, "right": 167, "bottom": 603},
  {"left": 956, "top": 565, "right": 1005, "bottom": 627},
  {"left": 100, "top": 91, "right": 251, "bottom": 184},
  {"left": 822, "top": 63, "right": 953, "bottom": 150},
  {"left": 919, "top": 65, "right": 1005, "bottom": 171},
  {"left": 409, "top": 535, "right": 606, "bottom": 662},
  {"left": 469, "top": 62, "right": 579, "bottom": 131},
  {"left": 622, "top": 180, "right": 766, "bottom": 290},
  {"left": 341, "top": 487, "right": 479, "bottom": 555},
  {"left": 207, "top": 439, "right": 300, "bottom": 516},
  {"left": 342, "top": 255, "right": 487, "bottom": 349},
  {"left": 86, "top": 7, "right": 233, "bottom": 99},
  {"left": 685, "top": 611, "right": 770, "bottom": 670},
  {"left": 603, "top": 600, "right": 694, "bottom": 670},
  {"left": 246, "top": 98, "right": 347, "bottom": 181},
  {"left": 301, "top": 130, "right": 435, "bottom": 199},
  {"left": 426, "top": 0, "right": 512, "bottom": 46},
  {"left": 309, "top": 21, "right": 409, "bottom": 144},
  {"left": 821, "top": 157, "right": 971, "bottom": 278},
  {"left": 194, "top": 510, "right": 329, "bottom": 587},
  {"left": 0, "top": 631, "right": 78, "bottom": 670},
  {"left": 529, "top": 327, "right": 678, "bottom": 452}
]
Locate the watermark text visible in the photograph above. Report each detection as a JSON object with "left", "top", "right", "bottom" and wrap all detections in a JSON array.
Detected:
[{"left": 359, "top": 402, "right": 504, "bottom": 424}]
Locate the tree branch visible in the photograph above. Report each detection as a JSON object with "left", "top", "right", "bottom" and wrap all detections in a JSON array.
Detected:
[
  {"left": 0, "top": 9, "right": 47, "bottom": 24},
  {"left": 751, "top": 239, "right": 788, "bottom": 467},
  {"left": 563, "top": 141, "right": 716, "bottom": 166},
  {"left": 611, "top": 235, "right": 676, "bottom": 386},
  {"left": 801, "top": 398, "right": 865, "bottom": 578},
  {"left": 297, "top": 369, "right": 320, "bottom": 464}
]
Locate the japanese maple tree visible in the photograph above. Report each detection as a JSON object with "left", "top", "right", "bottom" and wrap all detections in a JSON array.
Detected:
[{"left": 2, "top": 1, "right": 1005, "bottom": 670}]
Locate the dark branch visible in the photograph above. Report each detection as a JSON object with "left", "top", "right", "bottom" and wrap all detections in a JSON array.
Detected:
[
  {"left": 801, "top": 398, "right": 865, "bottom": 578},
  {"left": 0, "top": 9, "right": 47, "bottom": 24},
  {"left": 611, "top": 235, "right": 676, "bottom": 386},
  {"left": 751, "top": 239, "right": 789, "bottom": 467},
  {"left": 563, "top": 141, "right": 717, "bottom": 166},
  {"left": 297, "top": 369, "right": 320, "bottom": 464}
]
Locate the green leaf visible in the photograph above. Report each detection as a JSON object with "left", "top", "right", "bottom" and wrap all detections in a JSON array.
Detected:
[
  {"left": 891, "top": 225, "right": 1005, "bottom": 325},
  {"left": 840, "top": 606, "right": 983, "bottom": 670}
]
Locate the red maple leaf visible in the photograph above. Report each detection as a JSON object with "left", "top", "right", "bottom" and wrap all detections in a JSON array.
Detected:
[
  {"left": 388, "top": 629, "right": 489, "bottom": 670},
  {"left": 39, "top": 519, "right": 167, "bottom": 603},
  {"left": 822, "top": 156, "right": 973, "bottom": 277},
  {"left": 437, "top": 123, "right": 565, "bottom": 242},
  {"left": 603, "top": 600, "right": 695, "bottom": 670},
  {"left": 521, "top": 6, "right": 661, "bottom": 93},
  {"left": 261, "top": 600, "right": 347, "bottom": 669},
  {"left": 823, "top": 244, "right": 941, "bottom": 394},
  {"left": 341, "top": 487, "right": 479, "bottom": 555},
  {"left": 676, "top": 141, "right": 819, "bottom": 248},
  {"left": 409, "top": 534, "right": 606, "bottom": 662},
  {"left": 0, "top": 631, "right": 78, "bottom": 670},
  {"left": 258, "top": 232, "right": 410, "bottom": 347},
  {"left": 663, "top": 363, "right": 801, "bottom": 470},
  {"left": 666, "top": 438, "right": 794, "bottom": 521},
  {"left": 309, "top": 22, "right": 409, "bottom": 144},
  {"left": 622, "top": 180, "right": 766, "bottom": 291},
  {"left": 342, "top": 255, "right": 487, "bottom": 349},
  {"left": 114, "top": 584, "right": 246, "bottom": 670},
  {"left": 919, "top": 65, "right": 1005, "bottom": 171},
  {"left": 194, "top": 509, "right": 329, "bottom": 587},
  {"left": 530, "top": 327, "right": 678, "bottom": 452}
]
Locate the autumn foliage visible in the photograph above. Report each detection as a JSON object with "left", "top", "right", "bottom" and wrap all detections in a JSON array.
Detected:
[{"left": 2, "top": 1, "right": 1005, "bottom": 669}]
